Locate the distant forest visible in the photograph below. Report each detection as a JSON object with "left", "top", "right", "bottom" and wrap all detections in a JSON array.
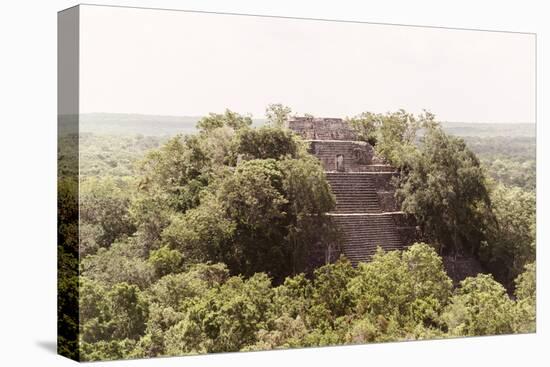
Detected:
[{"left": 74, "top": 113, "right": 536, "bottom": 191}]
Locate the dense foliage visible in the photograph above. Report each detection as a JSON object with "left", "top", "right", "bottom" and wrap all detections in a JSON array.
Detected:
[
  {"left": 58, "top": 107, "right": 536, "bottom": 360},
  {"left": 462, "top": 136, "right": 535, "bottom": 191},
  {"left": 75, "top": 244, "right": 534, "bottom": 361},
  {"left": 347, "top": 110, "right": 535, "bottom": 288},
  {"left": 398, "top": 127, "right": 493, "bottom": 257}
]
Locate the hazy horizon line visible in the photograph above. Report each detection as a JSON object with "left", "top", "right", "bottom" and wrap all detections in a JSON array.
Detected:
[{"left": 76, "top": 112, "right": 536, "bottom": 125}]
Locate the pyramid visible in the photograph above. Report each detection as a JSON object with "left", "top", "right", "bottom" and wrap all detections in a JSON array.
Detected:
[{"left": 288, "top": 117, "right": 417, "bottom": 265}]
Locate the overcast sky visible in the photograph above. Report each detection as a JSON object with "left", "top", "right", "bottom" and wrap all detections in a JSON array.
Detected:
[{"left": 79, "top": 5, "right": 535, "bottom": 123}]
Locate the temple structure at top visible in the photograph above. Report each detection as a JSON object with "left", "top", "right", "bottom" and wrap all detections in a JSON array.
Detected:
[{"left": 288, "top": 116, "right": 417, "bottom": 265}]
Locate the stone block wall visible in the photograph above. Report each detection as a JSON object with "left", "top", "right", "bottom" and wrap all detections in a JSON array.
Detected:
[
  {"left": 288, "top": 117, "right": 357, "bottom": 141},
  {"left": 309, "top": 140, "right": 375, "bottom": 172}
]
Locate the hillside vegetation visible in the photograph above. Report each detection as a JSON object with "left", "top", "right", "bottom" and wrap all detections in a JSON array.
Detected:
[{"left": 58, "top": 106, "right": 535, "bottom": 361}]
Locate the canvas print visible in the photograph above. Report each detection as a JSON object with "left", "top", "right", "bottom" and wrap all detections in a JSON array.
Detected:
[{"left": 58, "top": 5, "right": 536, "bottom": 362}]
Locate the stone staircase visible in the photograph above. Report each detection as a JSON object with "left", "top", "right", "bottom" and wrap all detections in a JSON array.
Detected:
[
  {"left": 326, "top": 172, "right": 382, "bottom": 214},
  {"left": 324, "top": 171, "right": 407, "bottom": 265},
  {"left": 288, "top": 117, "right": 414, "bottom": 266},
  {"left": 330, "top": 214, "right": 405, "bottom": 264}
]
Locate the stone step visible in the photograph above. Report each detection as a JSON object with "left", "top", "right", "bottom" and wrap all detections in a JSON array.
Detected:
[
  {"left": 289, "top": 120, "right": 411, "bottom": 265},
  {"left": 330, "top": 214, "right": 405, "bottom": 264},
  {"left": 326, "top": 172, "right": 384, "bottom": 215}
]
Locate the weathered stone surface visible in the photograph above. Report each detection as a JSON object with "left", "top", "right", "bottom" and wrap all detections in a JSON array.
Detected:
[
  {"left": 288, "top": 117, "right": 357, "bottom": 141},
  {"left": 289, "top": 117, "right": 416, "bottom": 265},
  {"left": 309, "top": 141, "right": 375, "bottom": 172},
  {"left": 377, "top": 192, "right": 400, "bottom": 212},
  {"left": 325, "top": 172, "right": 382, "bottom": 214},
  {"left": 329, "top": 214, "right": 405, "bottom": 264}
]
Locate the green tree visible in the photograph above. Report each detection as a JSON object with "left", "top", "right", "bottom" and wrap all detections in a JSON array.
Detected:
[
  {"left": 441, "top": 274, "right": 515, "bottom": 336},
  {"left": 163, "top": 273, "right": 273, "bottom": 355},
  {"left": 265, "top": 103, "right": 292, "bottom": 128},
  {"left": 480, "top": 184, "right": 535, "bottom": 286},
  {"left": 147, "top": 263, "right": 229, "bottom": 310},
  {"left": 188, "top": 157, "right": 336, "bottom": 280},
  {"left": 131, "top": 111, "right": 337, "bottom": 280},
  {"left": 58, "top": 178, "right": 79, "bottom": 254},
  {"left": 349, "top": 244, "right": 452, "bottom": 327},
  {"left": 244, "top": 314, "right": 308, "bottom": 351},
  {"left": 57, "top": 244, "right": 79, "bottom": 359},
  {"left": 136, "top": 263, "right": 230, "bottom": 356},
  {"left": 81, "top": 239, "right": 155, "bottom": 289},
  {"left": 512, "top": 262, "right": 536, "bottom": 333},
  {"left": 161, "top": 193, "right": 236, "bottom": 264},
  {"left": 347, "top": 109, "right": 436, "bottom": 169},
  {"left": 196, "top": 109, "right": 252, "bottom": 132},
  {"left": 278, "top": 156, "right": 337, "bottom": 273},
  {"left": 515, "top": 262, "right": 536, "bottom": 301},
  {"left": 345, "top": 313, "right": 413, "bottom": 344},
  {"left": 129, "top": 187, "right": 174, "bottom": 250},
  {"left": 346, "top": 112, "right": 379, "bottom": 146},
  {"left": 148, "top": 246, "right": 183, "bottom": 278},
  {"left": 108, "top": 282, "right": 150, "bottom": 340},
  {"left": 80, "top": 177, "right": 136, "bottom": 255},
  {"left": 312, "top": 257, "right": 357, "bottom": 321},
  {"left": 80, "top": 339, "right": 138, "bottom": 362},
  {"left": 272, "top": 273, "right": 313, "bottom": 319},
  {"left": 236, "top": 126, "right": 303, "bottom": 161},
  {"left": 218, "top": 159, "right": 288, "bottom": 277},
  {"left": 80, "top": 279, "right": 149, "bottom": 346},
  {"left": 137, "top": 136, "right": 211, "bottom": 213},
  {"left": 398, "top": 127, "right": 493, "bottom": 256},
  {"left": 58, "top": 177, "right": 80, "bottom": 359}
]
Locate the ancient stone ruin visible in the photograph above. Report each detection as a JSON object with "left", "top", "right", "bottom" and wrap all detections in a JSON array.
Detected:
[{"left": 288, "top": 116, "right": 417, "bottom": 265}]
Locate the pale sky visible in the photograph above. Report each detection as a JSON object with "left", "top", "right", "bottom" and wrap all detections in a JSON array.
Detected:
[{"left": 79, "top": 5, "right": 535, "bottom": 123}]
